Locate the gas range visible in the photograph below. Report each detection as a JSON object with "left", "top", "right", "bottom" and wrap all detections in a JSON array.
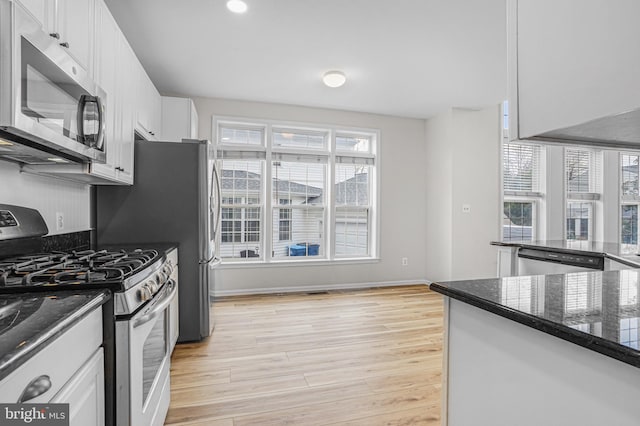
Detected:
[
  {"left": 0, "top": 247, "right": 174, "bottom": 316},
  {"left": 0, "top": 204, "right": 179, "bottom": 426}
]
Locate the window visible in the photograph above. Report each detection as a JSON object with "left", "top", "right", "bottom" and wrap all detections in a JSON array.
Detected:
[
  {"left": 502, "top": 143, "right": 543, "bottom": 242},
  {"left": 565, "top": 148, "right": 601, "bottom": 242},
  {"left": 621, "top": 153, "right": 640, "bottom": 251},
  {"left": 271, "top": 156, "right": 326, "bottom": 259},
  {"left": 216, "top": 120, "right": 377, "bottom": 262},
  {"left": 217, "top": 148, "right": 265, "bottom": 259}
]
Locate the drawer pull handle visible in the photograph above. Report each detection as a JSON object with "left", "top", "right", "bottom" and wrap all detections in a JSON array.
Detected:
[{"left": 18, "top": 375, "right": 52, "bottom": 403}]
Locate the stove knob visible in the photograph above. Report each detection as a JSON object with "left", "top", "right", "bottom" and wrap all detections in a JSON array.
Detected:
[
  {"left": 147, "top": 279, "right": 158, "bottom": 293},
  {"left": 138, "top": 285, "right": 152, "bottom": 302}
]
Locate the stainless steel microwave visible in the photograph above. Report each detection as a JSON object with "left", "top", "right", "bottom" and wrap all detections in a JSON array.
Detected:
[{"left": 0, "top": 0, "right": 106, "bottom": 165}]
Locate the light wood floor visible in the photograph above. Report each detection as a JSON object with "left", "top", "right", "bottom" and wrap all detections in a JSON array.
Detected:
[{"left": 165, "top": 285, "right": 443, "bottom": 426}]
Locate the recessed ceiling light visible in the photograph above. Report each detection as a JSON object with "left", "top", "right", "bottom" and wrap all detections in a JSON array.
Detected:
[
  {"left": 322, "top": 71, "right": 346, "bottom": 88},
  {"left": 226, "top": 0, "right": 248, "bottom": 14}
]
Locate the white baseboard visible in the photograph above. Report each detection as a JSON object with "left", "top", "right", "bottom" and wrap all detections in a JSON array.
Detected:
[{"left": 213, "top": 279, "right": 429, "bottom": 297}]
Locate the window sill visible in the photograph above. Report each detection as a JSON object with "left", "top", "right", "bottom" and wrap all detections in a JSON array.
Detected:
[{"left": 217, "top": 257, "right": 381, "bottom": 269}]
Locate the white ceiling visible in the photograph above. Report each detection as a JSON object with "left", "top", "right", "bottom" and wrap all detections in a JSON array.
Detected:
[{"left": 105, "top": 0, "right": 507, "bottom": 119}]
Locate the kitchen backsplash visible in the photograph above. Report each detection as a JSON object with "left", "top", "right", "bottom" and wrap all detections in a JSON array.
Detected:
[
  {"left": 0, "top": 230, "right": 91, "bottom": 258},
  {"left": 0, "top": 162, "right": 91, "bottom": 234}
]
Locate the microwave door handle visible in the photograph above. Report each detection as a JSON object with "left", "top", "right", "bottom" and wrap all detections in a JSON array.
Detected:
[
  {"left": 132, "top": 280, "right": 177, "bottom": 328},
  {"left": 95, "top": 95, "right": 105, "bottom": 149},
  {"left": 76, "top": 95, "right": 105, "bottom": 149},
  {"left": 76, "top": 94, "right": 89, "bottom": 143}
]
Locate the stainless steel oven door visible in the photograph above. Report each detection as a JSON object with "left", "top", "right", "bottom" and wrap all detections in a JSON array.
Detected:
[{"left": 116, "top": 279, "right": 177, "bottom": 426}]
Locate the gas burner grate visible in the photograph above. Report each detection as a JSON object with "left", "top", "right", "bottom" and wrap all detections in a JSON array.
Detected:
[{"left": 0, "top": 248, "right": 161, "bottom": 289}]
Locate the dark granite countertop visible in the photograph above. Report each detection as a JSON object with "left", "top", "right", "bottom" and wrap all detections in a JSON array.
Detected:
[
  {"left": 492, "top": 240, "right": 640, "bottom": 268},
  {"left": 430, "top": 269, "right": 640, "bottom": 368},
  {"left": 0, "top": 290, "right": 110, "bottom": 380}
]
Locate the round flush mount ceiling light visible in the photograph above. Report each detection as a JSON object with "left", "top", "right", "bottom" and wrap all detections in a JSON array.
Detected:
[
  {"left": 226, "top": 0, "right": 248, "bottom": 13},
  {"left": 322, "top": 70, "right": 347, "bottom": 88}
]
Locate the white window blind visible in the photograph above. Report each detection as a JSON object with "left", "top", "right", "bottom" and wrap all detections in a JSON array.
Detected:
[
  {"left": 503, "top": 143, "right": 541, "bottom": 193},
  {"left": 566, "top": 148, "right": 601, "bottom": 195}
]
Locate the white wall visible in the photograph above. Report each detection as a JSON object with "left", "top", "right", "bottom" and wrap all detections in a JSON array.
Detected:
[
  {"left": 0, "top": 161, "right": 91, "bottom": 234},
  {"left": 193, "top": 97, "right": 428, "bottom": 295},
  {"left": 425, "top": 106, "right": 501, "bottom": 282}
]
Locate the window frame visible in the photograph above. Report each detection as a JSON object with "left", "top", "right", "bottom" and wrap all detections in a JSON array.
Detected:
[{"left": 214, "top": 117, "right": 379, "bottom": 264}]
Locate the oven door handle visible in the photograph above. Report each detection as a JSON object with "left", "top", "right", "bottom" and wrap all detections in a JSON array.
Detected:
[{"left": 132, "top": 279, "right": 177, "bottom": 328}]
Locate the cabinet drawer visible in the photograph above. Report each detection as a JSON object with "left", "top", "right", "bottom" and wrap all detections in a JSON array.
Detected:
[{"left": 0, "top": 308, "right": 103, "bottom": 403}]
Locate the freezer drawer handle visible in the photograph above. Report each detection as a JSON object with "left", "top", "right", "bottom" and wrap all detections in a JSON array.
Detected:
[{"left": 18, "top": 375, "right": 52, "bottom": 403}]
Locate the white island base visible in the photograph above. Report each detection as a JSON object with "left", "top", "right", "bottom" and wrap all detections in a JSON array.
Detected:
[{"left": 443, "top": 298, "right": 640, "bottom": 426}]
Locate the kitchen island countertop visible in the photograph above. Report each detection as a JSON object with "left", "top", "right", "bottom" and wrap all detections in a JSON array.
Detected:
[
  {"left": 430, "top": 268, "right": 640, "bottom": 368},
  {"left": 0, "top": 290, "right": 110, "bottom": 380}
]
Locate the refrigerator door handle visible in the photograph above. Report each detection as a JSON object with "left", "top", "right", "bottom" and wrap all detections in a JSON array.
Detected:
[{"left": 212, "top": 163, "right": 221, "bottom": 239}]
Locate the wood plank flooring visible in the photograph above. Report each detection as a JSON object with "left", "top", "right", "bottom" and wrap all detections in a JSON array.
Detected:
[{"left": 165, "top": 285, "right": 443, "bottom": 426}]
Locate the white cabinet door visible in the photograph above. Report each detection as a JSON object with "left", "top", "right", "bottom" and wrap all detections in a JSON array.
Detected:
[
  {"left": 136, "top": 62, "right": 162, "bottom": 140},
  {"left": 15, "top": 0, "right": 50, "bottom": 28},
  {"left": 55, "top": 0, "right": 95, "bottom": 75},
  {"left": 51, "top": 348, "right": 105, "bottom": 426},
  {"left": 511, "top": 0, "right": 640, "bottom": 141},
  {"left": 92, "top": 0, "right": 119, "bottom": 181},
  {"left": 116, "top": 38, "right": 137, "bottom": 184}
]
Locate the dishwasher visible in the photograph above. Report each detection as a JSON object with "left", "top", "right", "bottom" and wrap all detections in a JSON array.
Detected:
[{"left": 516, "top": 247, "right": 605, "bottom": 275}]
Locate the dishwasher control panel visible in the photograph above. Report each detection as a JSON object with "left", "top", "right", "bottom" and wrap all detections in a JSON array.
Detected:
[{"left": 517, "top": 248, "right": 605, "bottom": 270}]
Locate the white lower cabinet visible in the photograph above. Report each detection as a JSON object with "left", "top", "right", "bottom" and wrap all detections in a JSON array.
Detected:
[
  {"left": 0, "top": 308, "right": 104, "bottom": 424},
  {"left": 51, "top": 348, "right": 104, "bottom": 426}
]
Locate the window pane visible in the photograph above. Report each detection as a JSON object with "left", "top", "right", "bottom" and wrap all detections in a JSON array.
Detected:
[
  {"left": 503, "top": 143, "right": 539, "bottom": 192},
  {"left": 272, "top": 208, "right": 324, "bottom": 259},
  {"left": 503, "top": 202, "right": 534, "bottom": 242},
  {"left": 622, "top": 205, "right": 638, "bottom": 248},
  {"left": 622, "top": 154, "right": 640, "bottom": 196},
  {"left": 336, "top": 164, "right": 370, "bottom": 206},
  {"left": 566, "top": 149, "right": 592, "bottom": 193},
  {"left": 218, "top": 159, "right": 263, "bottom": 259},
  {"left": 272, "top": 161, "right": 325, "bottom": 206},
  {"left": 336, "top": 135, "right": 371, "bottom": 153},
  {"left": 566, "top": 202, "right": 592, "bottom": 241},
  {"left": 272, "top": 129, "right": 326, "bottom": 150},
  {"left": 219, "top": 126, "right": 263, "bottom": 145},
  {"left": 220, "top": 160, "right": 263, "bottom": 204},
  {"left": 335, "top": 208, "right": 369, "bottom": 256}
]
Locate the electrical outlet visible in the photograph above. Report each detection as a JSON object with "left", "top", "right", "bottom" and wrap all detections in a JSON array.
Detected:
[
  {"left": 56, "top": 212, "right": 64, "bottom": 231},
  {"left": 462, "top": 204, "right": 471, "bottom": 213},
  {"left": 401, "top": 257, "right": 408, "bottom": 266}
]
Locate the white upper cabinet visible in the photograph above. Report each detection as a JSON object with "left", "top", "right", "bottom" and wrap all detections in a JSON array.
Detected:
[
  {"left": 90, "top": 0, "right": 134, "bottom": 184},
  {"left": 18, "top": 0, "right": 95, "bottom": 75},
  {"left": 55, "top": 0, "right": 95, "bottom": 74},
  {"left": 508, "top": 0, "right": 640, "bottom": 147},
  {"left": 161, "top": 97, "right": 199, "bottom": 142},
  {"left": 136, "top": 63, "right": 162, "bottom": 141}
]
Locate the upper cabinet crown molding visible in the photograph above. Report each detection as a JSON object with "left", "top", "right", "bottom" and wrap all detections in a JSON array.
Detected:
[{"left": 508, "top": 0, "right": 640, "bottom": 149}]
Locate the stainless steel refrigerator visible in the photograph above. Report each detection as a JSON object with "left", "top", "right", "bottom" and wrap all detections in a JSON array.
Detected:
[{"left": 96, "top": 139, "right": 221, "bottom": 342}]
